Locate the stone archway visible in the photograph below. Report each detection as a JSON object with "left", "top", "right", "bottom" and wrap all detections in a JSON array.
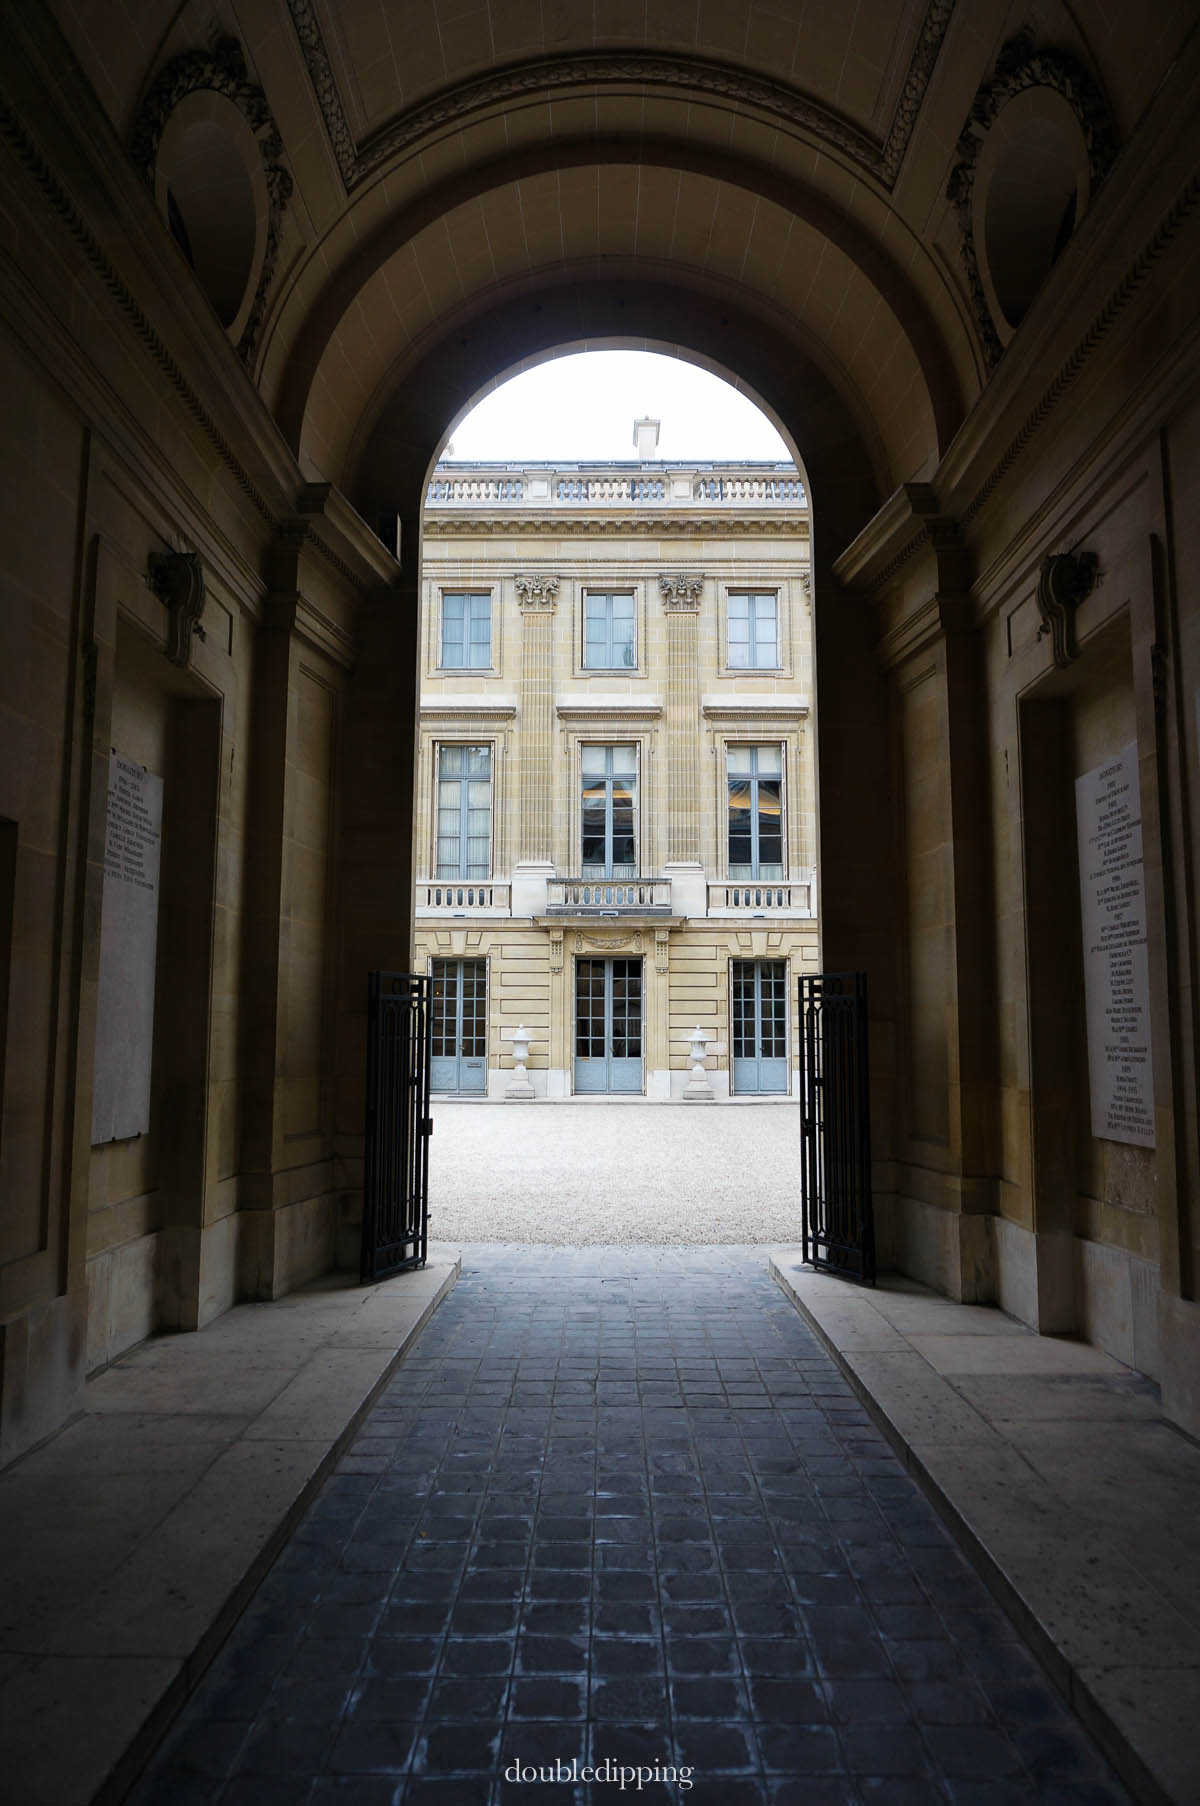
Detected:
[{"left": 329, "top": 280, "right": 899, "bottom": 1207}]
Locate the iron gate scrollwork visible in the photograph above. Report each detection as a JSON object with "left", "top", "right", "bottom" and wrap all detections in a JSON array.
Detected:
[
  {"left": 361, "top": 970, "right": 432, "bottom": 1281},
  {"left": 799, "top": 970, "right": 875, "bottom": 1284}
]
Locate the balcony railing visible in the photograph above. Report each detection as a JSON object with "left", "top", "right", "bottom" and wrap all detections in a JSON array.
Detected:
[
  {"left": 692, "top": 476, "right": 806, "bottom": 501},
  {"left": 707, "top": 879, "right": 814, "bottom": 915},
  {"left": 424, "top": 462, "right": 807, "bottom": 511},
  {"left": 555, "top": 476, "right": 667, "bottom": 502},
  {"left": 416, "top": 876, "right": 814, "bottom": 917},
  {"left": 426, "top": 477, "right": 523, "bottom": 502},
  {"left": 547, "top": 878, "right": 672, "bottom": 911},
  {"left": 416, "top": 881, "right": 511, "bottom": 913}
]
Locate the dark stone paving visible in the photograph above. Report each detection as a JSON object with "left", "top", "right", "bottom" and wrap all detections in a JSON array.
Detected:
[{"left": 133, "top": 1248, "right": 1131, "bottom": 1805}]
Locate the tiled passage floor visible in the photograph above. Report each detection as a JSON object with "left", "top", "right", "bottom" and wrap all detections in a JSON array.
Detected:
[{"left": 134, "top": 1248, "right": 1132, "bottom": 1805}]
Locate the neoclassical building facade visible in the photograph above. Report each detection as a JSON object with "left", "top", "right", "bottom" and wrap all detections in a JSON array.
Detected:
[{"left": 414, "top": 447, "right": 816, "bottom": 1100}]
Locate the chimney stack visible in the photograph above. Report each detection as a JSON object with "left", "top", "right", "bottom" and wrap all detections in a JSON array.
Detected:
[{"left": 632, "top": 416, "right": 660, "bottom": 459}]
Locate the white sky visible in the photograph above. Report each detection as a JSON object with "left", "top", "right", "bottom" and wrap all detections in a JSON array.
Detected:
[{"left": 445, "top": 350, "right": 793, "bottom": 463}]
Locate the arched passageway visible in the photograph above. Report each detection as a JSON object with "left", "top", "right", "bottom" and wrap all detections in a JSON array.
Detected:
[
  {"left": 2, "top": 4, "right": 1200, "bottom": 1797},
  {"left": 0, "top": 0, "right": 1196, "bottom": 1476},
  {"left": 333, "top": 289, "right": 900, "bottom": 1174}
]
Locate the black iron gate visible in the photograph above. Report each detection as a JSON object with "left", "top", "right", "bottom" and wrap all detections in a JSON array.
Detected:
[
  {"left": 361, "top": 970, "right": 432, "bottom": 1281},
  {"left": 799, "top": 970, "right": 875, "bottom": 1283}
]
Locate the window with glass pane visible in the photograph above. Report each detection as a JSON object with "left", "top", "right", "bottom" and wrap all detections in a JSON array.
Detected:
[
  {"left": 580, "top": 744, "right": 637, "bottom": 876},
  {"left": 728, "top": 592, "right": 779, "bottom": 668},
  {"left": 440, "top": 592, "right": 491, "bottom": 668},
  {"left": 727, "top": 745, "right": 784, "bottom": 878},
  {"left": 583, "top": 592, "right": 636, "bottom": 668},
  {"left": 435, "top": 744, "right": 492, "bottom": 877}
]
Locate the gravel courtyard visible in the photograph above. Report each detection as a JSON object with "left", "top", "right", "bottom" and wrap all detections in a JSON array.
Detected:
[{"left": 428, "top": 1100, "right": 803, "bottom": 1244}]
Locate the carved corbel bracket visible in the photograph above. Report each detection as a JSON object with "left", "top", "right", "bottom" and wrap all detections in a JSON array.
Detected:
[
  {"left": 149, "top": 550, "right": 207, "bottom": 667},
  {"left": 1035, "top": 550, "right": 1097, "bottom": 667}
]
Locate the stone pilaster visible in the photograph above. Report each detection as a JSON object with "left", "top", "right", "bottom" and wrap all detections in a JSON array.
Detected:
[
  {"left": 660, "top": 574, "right": 704, "bottom": 866},
  {"left": 515, "top": 574, "right": 560, "bottom": 866},
  {"left": 645, "top": 925, "right": 673, "bottom": 1097}
]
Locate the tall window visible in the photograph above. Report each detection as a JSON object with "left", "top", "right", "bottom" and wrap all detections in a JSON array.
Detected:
[
  {"left": 728, "top": 592, "right": 778, "bottom": 668},
  {"left": 581, "top": 744, "right": 637, "bottom": 877},
  {"left": 440, "top": 592, "right": 491, "bottom": 668},
  {"left": 436, "top": 744, "right": 492, "bottom": 877},
  {"left": 727, "top": 746, "right": 783, "bottom": 878},
  {"left": 583, "top": 592, "right": 636, "bottom": 668}
]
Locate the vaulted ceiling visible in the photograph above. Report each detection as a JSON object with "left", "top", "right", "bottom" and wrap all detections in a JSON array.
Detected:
[{"left": 43, "top": 0, "right": 1200, "bottom": 526}]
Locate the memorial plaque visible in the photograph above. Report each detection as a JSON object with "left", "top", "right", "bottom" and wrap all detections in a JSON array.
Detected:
[
  {"left": 91, "top": 753, "right": 163, "bottom": 1143},
  {"left": 1075, "top": 742, "right": 1155, "bottom": 1147}
]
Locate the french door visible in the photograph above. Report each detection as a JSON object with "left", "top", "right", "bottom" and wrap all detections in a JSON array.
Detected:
[
  {"left": 430, "top": 958, "right": 487, "bottom": 1093},
  {"left": 732, "top": 959, "right": 788, "bottom": 1093},
  {"left": 574, "top": 957, "right": 643, "bottom": 1093}
]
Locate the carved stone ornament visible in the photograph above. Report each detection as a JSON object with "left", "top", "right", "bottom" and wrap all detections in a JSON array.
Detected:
[
  {"left": 574, "top": 930, "right": 643, "bottom": 953},
  {"left": 131, "top": 35, "right": 293, "bottom": 367},
  {"left": 946, "top": 32, "right": 1118, "bottom": 369},
  {"left": 149, "top": 550, "right": 208, "bottom": 667},
  {"left": 514, "top": 574, "right": 560, "bottom": 609},
  {"left": 1034, "top": 550, "right": 1097, "bottom": 668},
  {"left": 659, "top": 574, "right": 704, "bottom": 609}
]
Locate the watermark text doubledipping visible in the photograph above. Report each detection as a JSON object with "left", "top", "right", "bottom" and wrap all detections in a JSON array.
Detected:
[{"left": 504, "top": 1757, "right": 694, "bottom": 1791}]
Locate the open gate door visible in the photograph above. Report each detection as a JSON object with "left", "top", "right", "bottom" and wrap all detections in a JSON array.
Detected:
[
  {"left": 799, "top": 970, "right": 875, "bottom": 1284},
  {"left": 361, "top": 971, "right": 432, "bottom": 1281}
]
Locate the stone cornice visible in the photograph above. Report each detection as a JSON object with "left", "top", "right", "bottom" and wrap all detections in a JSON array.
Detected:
[
  {"left": 286, "top": 4, "right": 954, "bottom": 193},
  {"left": 701, "top": 698, "right": 809, "bottom": 723},
  {"left": 876, "top": 593, "right": 974, "bottom": 670},
  {"left": 263, "top": 590, "right": 354, "bottom": 668},
  {"left": 533, "top": 915, "right": 686, "bottom": 936},
  {"left": 419, "top": 701, "right": 518, "bottom": 720},
  {"left": 833, "top": 484, "right": 964, "bottom": 596},
  {"left": 555, "top": 701, "right": 664, "bottom": 722},
  {"left": 422, "top": 512, "right": 810, "bottom": 538},
  {"left": 296, "top": 483, "right": 401, "bottom": 589},
  {"left": 269, "top": 486, "right": 400, "bottom": 606}
]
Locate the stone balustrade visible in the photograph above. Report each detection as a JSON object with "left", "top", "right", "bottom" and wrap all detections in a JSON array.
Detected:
[
  {"left": 706, "top": 878, "right": 814, "bottom": 916},
  {"left": 416, "top": 881, "right": 511, "bottom": 913},
  {"left": 425, "top": 462, "right": 807, "bottom": 510},
  {"left": 546, "top": 877, "right": 673, "bottom": 911},
  {"left": 418, "top": 877, "right": 817, "bottom": 917},
  {"left": 426, "top": 476, "right": 524, "bottom": 502}
]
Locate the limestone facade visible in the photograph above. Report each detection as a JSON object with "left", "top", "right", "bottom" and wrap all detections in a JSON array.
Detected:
[
  {"left": 414, "top": 457, "right": 816, "bottom": 1100},
  {"left": 0, "top": 1, "right": 1198, "bottom": 1464}
]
